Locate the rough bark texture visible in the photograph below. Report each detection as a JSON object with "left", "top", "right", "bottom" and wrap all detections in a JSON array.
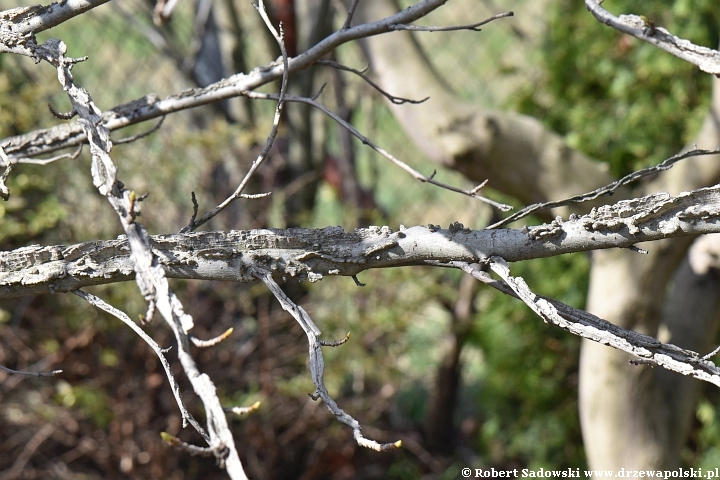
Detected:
[
  {"left": 4, "top": 185, "right": 720, "bottom": 298},
  {"left": 356, "top": 0, "right": 720, "bottom": 469},
  {"left": 579, "top": 76, "right": 720, "bottom": 470}
]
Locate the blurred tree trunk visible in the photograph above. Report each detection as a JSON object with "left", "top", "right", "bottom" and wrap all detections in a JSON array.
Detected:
[
  {"left": 356, "top": 0, "right": 720, "bottom": 469},
  {"left": 578, "top": 77, "right": 720, "bottom": 469}
]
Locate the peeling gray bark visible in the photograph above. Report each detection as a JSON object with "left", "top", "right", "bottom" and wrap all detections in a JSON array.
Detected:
[
  {"left": 355, "top": 0, "right": 720, "bottom": 469},
  {"left": 4, "top": 185, "right": 720, "bottom": 298}
]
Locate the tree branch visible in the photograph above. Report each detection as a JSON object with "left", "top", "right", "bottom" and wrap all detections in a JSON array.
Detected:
[
  {"left": 585, "top": 0, "right": 720, "bottom": 75},
  {"left": 254, "top": 267, "right": 400, "bottom": 452},
  {"left": 0, "top": 0, "right": 456, "bottom": 162},
  {"left": 489, "top": 147, "right": 720, "bottom": 228},
  {"left": 487, "top": 257, "right": 720, "bottom": 387},
  {"left": 4, "top": 184, "right": 720, "bottom": 298}
]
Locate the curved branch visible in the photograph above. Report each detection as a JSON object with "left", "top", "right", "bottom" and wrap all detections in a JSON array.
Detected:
[
  {"left": 487, "top": 257, "right": 720, "bottom": 387},
  {"left": 585, "top": 0, "right": 720, "bottom": 75},
  {"left": 0, "top": 0, "right": 454, "bottom": 162},
  {"left": 0, "top": 0, "right": 111, "bottom": 38}
]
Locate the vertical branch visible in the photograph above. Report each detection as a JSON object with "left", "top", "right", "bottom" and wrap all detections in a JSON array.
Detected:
[
  {"left": 182, "top": 0, "right": 289, "bottom": 232},
  {"left": 253, "top": 267, "right": 401, "bottom": 452},
  {"left": 21, "top": 32, "right": 249, "bottom": 480}
]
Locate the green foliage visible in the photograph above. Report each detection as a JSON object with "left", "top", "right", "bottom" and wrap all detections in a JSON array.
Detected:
[
  {"left": 0, "top": 57, "right": 65, "bottom": 247},
  {"left": 512, "top": 0, "right": 719, "bottom": 177},
  {"left": 54, "top": 380, "right": 114, "bottom": 429},
  {"left": 468, "top": 254, "right": 589, "bottom": 468}
]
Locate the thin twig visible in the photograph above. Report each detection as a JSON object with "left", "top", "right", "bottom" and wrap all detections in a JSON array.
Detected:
[
  {"left": 389, "top": 11, "right": 514, "bottom": 32},
  {"left": 191, "top": 328, "right": 234, "bottom": 348},
  {"left": 113, "top": 116, "right": 166, "bottom": 145},
  {"left": 316, "top": 60, "right": 428, "bottom": 105},
  {"left": 0, "top": 364, "right": 62, "bottom": 376},
  {"left": 160, "top": 432, "right": 216, "bottom": 457},
  {"left": 319, "top": 332, "right": 351, "bottom": 347},
  {"left": 488, "top": 147, "right": 720, "bottom": 229},
  {"left": 12, "top": 144, "right": 83, "bottom": 166},
  {"left": 48, "top": 103, "right": 77, "bottom": 120},
  {"left": 181, "top": 2, "right": 289, "bottom": 233},
  {"left": 243, "top": 90, "right": 512, "bottom": 211},
  {"left": 252, "top": 266, "right": 401, "bottom": 452},
  {"left": 342, "top": 0, "right": 360, "bottom": 30},
  {"left": 73, "top": 290, "right": 208, "bottom": 439},
  {"left": 223, "top": 401, "right": 262, "bottom": 416}
]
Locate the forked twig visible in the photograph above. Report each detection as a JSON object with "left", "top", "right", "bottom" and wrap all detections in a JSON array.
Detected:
[
  {"left": 316, "top": 60, "right": 428, "bottom": 105},
  {"left": 180, "top": 1, "right": 289, "bottom": 233},
  {"left": 243, "top": 90, "right": 511, "bottom": 211},
  {"left": 488, "top": 147, "right": 720, "bottom": 229},
  {"left": 73, "top": 289, "right": 208, "bottom": 440},
  {"left": 252, "top": 266, "right": 401, "bottom": 452},
  {"left": 342, "top": 0, "right": 361, "bottom": 30}
]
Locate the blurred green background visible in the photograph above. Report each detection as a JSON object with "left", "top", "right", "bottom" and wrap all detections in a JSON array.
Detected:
[{"left": 1, "top": 0, "right": 720, "bottom": 478}]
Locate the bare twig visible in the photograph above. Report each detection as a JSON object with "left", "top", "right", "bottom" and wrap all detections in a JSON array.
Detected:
[
  {"left": 10, "top": 144, "right": 83, "bottom": 166},
  {"left": 243, "top": 90, "right": 512, "bottom": 211},
  {"left": 486, "top": 257, "right": 720, "bottom": 387},
  {"left": 0, "top": 364, "right": 61, "bottom": 376},
  {"left": 317, "top": 60, "right": 429, "bottom": 105},
  {"left": 181, "top": 1, "right": 289, "bottom": 233},
  {"left": 488, "top": 147, "right": 720, "bottom": 229},
  {"left": 342, "top": 0, "right": 361, "bottom": 30},
  {"left": 191, "top": 327, "right": 234, "bottom": 348},
  {"left": 72, "top": 289, "right": 208, "bottom": 438},
  {"left": 253, "top": 266, "right": 401, "bottom": 452},
  {"left": 2, "top": 0, "right": 470, "bottom": 162},
  {"left": 319, "top": 332, "right": 351, "bottom": 347},
  {"left": 389, "top": 11, "right": 514, "bottom": 32},
  {"left": 160, "top": 432, "right": 217, "bottom": 457},
  {"left": 702, "top": 345, "right": 720, "bottom": 361},
  {"left": 48, "top": 103, "right": 77, "bottom": 120},
  {"left": 112, "top": 116, "right": 165, "bottom": 145},
  {"left": 224, "top": 401, "right": 261, "bottom": 416},
  {"left": 585, "top": 0, "right": 720, "bottom": 75}
]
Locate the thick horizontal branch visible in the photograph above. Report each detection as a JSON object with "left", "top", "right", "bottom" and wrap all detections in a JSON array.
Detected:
[
  {"left": 3, "top": 185, "right": 720, "bottom": 298},
  {"left": 1, "top": 0, "right": 451, "bottom": 161}
]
